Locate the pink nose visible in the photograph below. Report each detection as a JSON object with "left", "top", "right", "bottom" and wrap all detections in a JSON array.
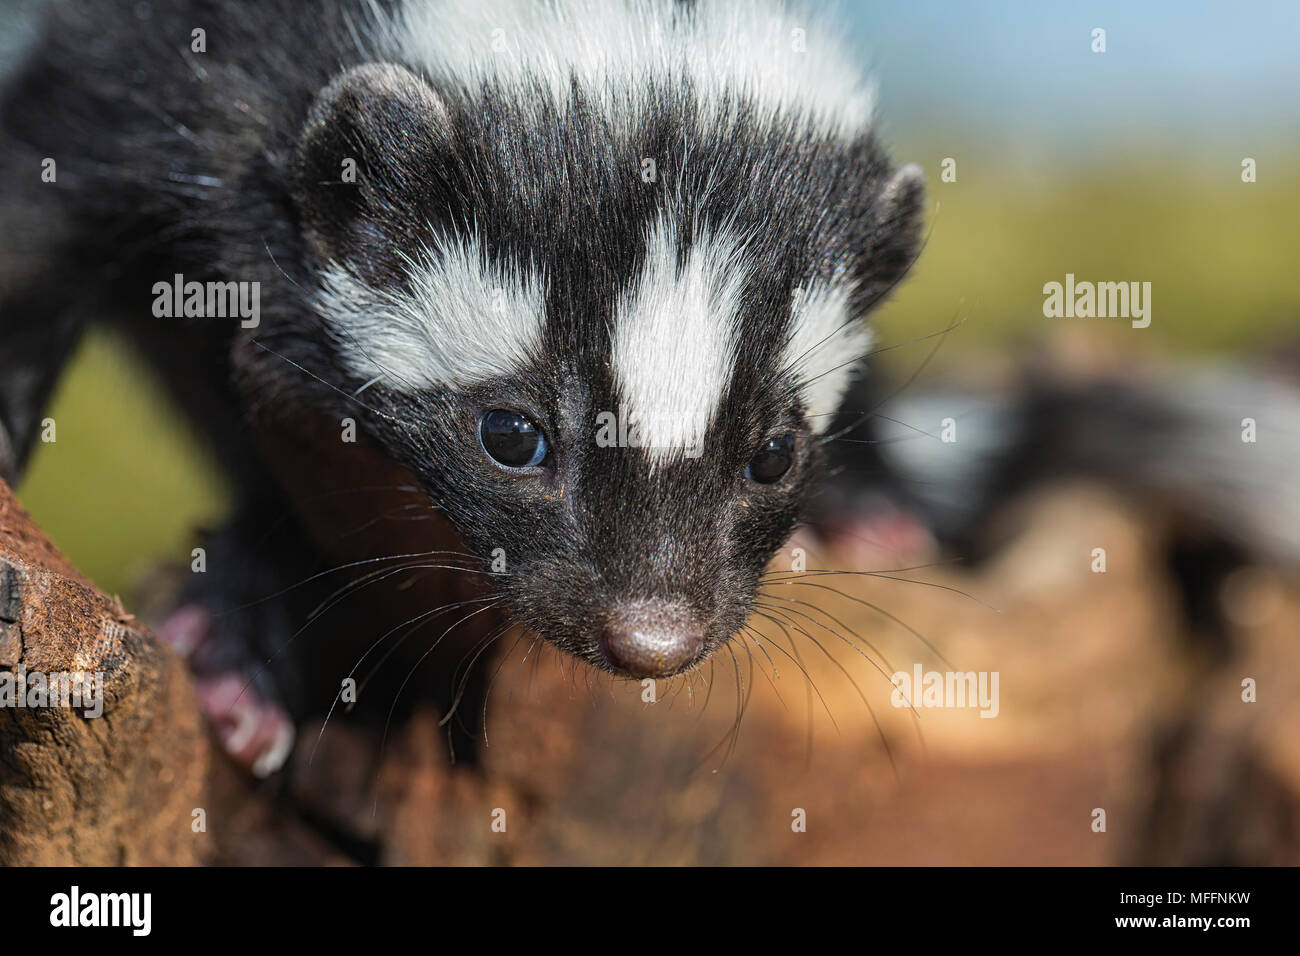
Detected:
[{"left": 599, "top": 603, "right": 704, "bottom": 678}]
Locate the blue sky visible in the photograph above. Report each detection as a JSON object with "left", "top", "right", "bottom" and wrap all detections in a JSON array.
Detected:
[
  {"left": 3, "top": 0, "right": 1294, "bottom": 161},
  {"left": 841, "top": 0, "right": 1300, "bottom": 155}
]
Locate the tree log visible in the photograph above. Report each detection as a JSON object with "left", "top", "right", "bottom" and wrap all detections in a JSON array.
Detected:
[{"left": 0, "top": 476, "right": 215, "bottom": 863}]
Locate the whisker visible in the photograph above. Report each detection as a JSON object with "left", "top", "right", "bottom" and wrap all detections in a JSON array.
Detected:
[
  {"left": 304, "top": 558, "right": 491, "bottom": 622},
  {"left": 757, "top": 601, "right": 926, "bottom": 734},
  {"left": 818, "top": 307, "right": 967, "bottom": 446},
  {"left": 214, "top": 547, "right": 483, "bottom": 616},
  {"left": 440, "top": 621, "right": 514, "bottom": 763},
  {"left": 765, "top": 568, "right": 998, "bottom": 614},
  {"left": 738, "top": 626, "right": 786, "bottom": 709},
  {"left": 755, "top": 599, "right": 923, "bottom": 725},
  {"left": 762, "top": 579, "right": 958, "bottom": 668},
  {"left": 308, "top": 593, "right": 499, "bottom": 766},
  {"left": 742, "top": 624, "right": 783, "bottom": 683},
  {"left": 753, "top": 609, "right": 903, "bottom": 779},
  {"left": 760, "top": 620, "right": 819, "bottom": 771},
  {"left": 744, "top": 616, "right": 837, "bottom": 739},
  {"left": 371, "top": 601, "right": 503, "bottom": 819},
  {"left": 250, "top": 339, "right": 421, "bottom": 429},
  {"left": 761, "top": 556, "right": 964, "bottom": 579},
  {"left": 440, "top": 621, "right": 514, "bottom": 729},
  {"left": 478, "top": 629, "right": 532, "bottom": 749},
  {"left": 355, "top": 594, "right": 499, "bottom": 696},
  {"left": 229, "top": 560, "right": 476, "bottom": 713},
  {"left": 244, "top": 482, "right": 429, "bottom": 551},
  {"left": 757, "top": 595, "right": 901, "bottom": 677},
  {"left": 777, "top": 210, "right": 939, "bottom": 382},
  {"left": 337, "top": 500, "right": 442, "bottom": 538}
]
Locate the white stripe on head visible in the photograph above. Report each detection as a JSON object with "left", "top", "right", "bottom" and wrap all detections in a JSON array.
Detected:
[
  {"left": 314, "top": 233, "right": 546, "bottom": 389},
  {"left": 382, "top": 0, "right": 874, "bottom": 137},
  {"left": 612, "top": 214, "right": 750, "bottom": 463},
  {"left": 783, "top": 283, "right": 873, "bottom": 427}
]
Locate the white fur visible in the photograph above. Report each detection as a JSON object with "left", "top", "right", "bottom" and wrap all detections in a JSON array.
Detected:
[
  {"left": 612, "top": 214, "right": 750, "bottom": 462},
  {"left": 381, "top": 0, "right": 874, "bottom": 137},
  {"left": 1138, "top": 371, "right": 1300, "bottom": 565},
  {"left": 315, "top": 234, "right": 546, "bottom": 388},
  {"left": 783, "top": 283, "right": 872, "bottom": 427}
]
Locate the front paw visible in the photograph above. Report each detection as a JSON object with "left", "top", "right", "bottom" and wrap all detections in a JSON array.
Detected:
[{"left": 159, "top": 603, "right": 296, "bottom": 778}]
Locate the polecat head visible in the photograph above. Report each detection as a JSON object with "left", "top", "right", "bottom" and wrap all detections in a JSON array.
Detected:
[{"left": 290, "top": 1, "right": 924, "bottom": 678}]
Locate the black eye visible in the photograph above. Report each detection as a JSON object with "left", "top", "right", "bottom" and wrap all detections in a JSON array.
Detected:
[
  {"left": 480, "top": 409, "right": 548, "bottom": 469},
  {"left": 745, "top": 432, "right": 795, "bottom": 484}
]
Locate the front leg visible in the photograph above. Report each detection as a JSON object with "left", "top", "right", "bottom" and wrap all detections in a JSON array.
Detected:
[
  {"left": 159, "top": 407, "right": 506, "bottom": 776},
  {"left": 156, "top": 496, "right": 315, "bottom": 777}
]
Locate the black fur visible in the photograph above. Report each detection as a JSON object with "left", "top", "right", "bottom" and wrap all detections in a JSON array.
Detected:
[
  {"left": 0, "top": 1, "right": 924, "bottom": 743},
  {"left": 815, "top": 356, "right": 1300, "bottom": 656}
]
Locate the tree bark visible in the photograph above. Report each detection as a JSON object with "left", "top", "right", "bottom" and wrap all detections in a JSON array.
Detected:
[{"left": 0, "top": 477, "right": 216, "bottom": 863}]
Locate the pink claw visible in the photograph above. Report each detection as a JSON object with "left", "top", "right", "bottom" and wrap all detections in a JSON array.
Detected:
[
  {"left": 159, "top": 604, "right": 296, "bottom": 777},
  {"left": 157, "top": 603, "right": 210, "bottom": 659},
  {"left": 195, "top": 674, "right": 296, "bottom": 778}
]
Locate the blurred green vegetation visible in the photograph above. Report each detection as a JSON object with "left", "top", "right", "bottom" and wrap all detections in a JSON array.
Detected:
[
  {"left": 16, "top": 165, "right": 1300, "bottom": 599},
  {"left": 19, "top": 332, "right": 231, "bottom": 599},
  {"left": 870, "top": 161, "right": 1300, "bottom": 362}
]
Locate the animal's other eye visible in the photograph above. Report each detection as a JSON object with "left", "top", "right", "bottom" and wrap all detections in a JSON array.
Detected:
[
  {"left": 745, "top": 432, "right": 795, "bottom": 484},
  {"left": 480, "top": 409, "right": 548, "bottom": 468}
]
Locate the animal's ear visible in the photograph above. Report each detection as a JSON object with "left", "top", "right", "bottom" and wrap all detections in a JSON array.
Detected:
[
  {"left": 861, "top": 162, "right": 926, "bottom": 303},
  {"left": 293, "top": 63, "right": 449, "bottom": 283}
]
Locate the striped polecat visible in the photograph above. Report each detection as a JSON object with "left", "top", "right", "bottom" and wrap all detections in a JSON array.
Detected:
[{"left": 0, "top": 1, "right": 925, "bottom": 774}]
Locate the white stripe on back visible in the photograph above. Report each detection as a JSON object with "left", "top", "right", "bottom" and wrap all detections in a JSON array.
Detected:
[{"left": 382, "top": 0, "right": 874, "bottom": 137}]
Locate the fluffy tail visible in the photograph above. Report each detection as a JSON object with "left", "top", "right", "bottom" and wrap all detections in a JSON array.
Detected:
[{"left": 816, "top": 359, "right": 1300, "bottom": 569}]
